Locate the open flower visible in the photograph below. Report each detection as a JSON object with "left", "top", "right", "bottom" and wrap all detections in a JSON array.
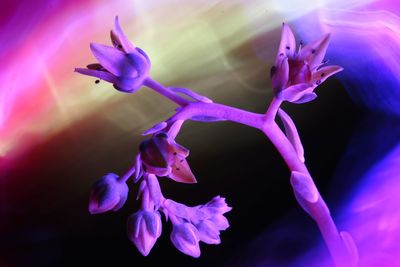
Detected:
[
  {"left": 75, "top": 16, "right": 150, "bottom": 93},
  {"left": 139, "top": 132, "right": 197, "bottom": 184},
  {"left": 88, "top": 173, "right": 129, "bottom": 214},
  {"left": 127, "top": 210, "right": 162, "bottom": 256},
  {"left": 270, "top": 23, "right": 343, "bottom": 103}
]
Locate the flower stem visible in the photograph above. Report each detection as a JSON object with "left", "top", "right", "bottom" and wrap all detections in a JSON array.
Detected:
[
  {"left": 119, "top": 163, "right": 136, "bottom": 183},
  {"left": 144, "top": 78, "right": 189, "bottom": 106},
  {"left": 264, "top": 97, "right": 282, "bottom": 120}
]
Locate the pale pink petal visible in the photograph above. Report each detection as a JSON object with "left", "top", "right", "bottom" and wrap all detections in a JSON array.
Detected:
[
  {"left": 276, "top": 23, "right": 296, "bottom": 61},
  {"left": 169, "top": 157, "right": 197, "bottom": 184},
  {"left": 298, "top": 33, "right": 331, "bottom": 69},
  {"left": 311, "top": 65, "right": 343, "bottom": 86},
  {"left": 90, "top": 43, "right": 138, "bottom": 77},
  {"left": 279, "top": 83, "right": 312, "bottom": 102},
  {"left": 277, "top": 109, "right": 305, "bottom": 163},
  {"left": 146, "top": 174, "right": 163, "bottom": 208},
  {"left": 142, "top": 122, "right": 168, "bottom": 136},
  {"left": 292, "top": 92, "right": 317, "bottom": 104}
]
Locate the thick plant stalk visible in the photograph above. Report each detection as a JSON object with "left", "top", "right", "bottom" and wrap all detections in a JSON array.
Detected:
[{"left": 144, "top": 79, "right": 358, "bottom": 266}]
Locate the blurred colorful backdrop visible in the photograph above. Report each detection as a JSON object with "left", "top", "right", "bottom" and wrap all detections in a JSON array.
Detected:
[{"left": 1, "top": 0, "right": 400, "bottom": 266}]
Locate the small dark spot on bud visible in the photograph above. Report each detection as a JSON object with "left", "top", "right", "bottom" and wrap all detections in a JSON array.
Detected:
[
  {"left": 176, "top": 167, "right": 180, "bottom": 171},
  {"left": 311, "top": 49, "right": 316, "bottom": 54},
  {"left": 321, "top": 73, "right": 325, "bottom": 77},
  {"left": 286, "top": 46, "right": 290, "bottom": 50},
  {"left": 95, "top": 80, "right": 100, "bottom": 84},
  {"left": 180, "top": 159, "right": 184, "bottom": 163},
  {"left": 173, "top": 152, "right": 177, "bottom": 156},
  {"left": 316, "top": 80, "right": 321, "bottom": 85},
  {"left": 300, "top": 40, "right": 304, "bottom": 46},
  {"left": 279, "top": 53, "right": 284, "bottom": 56},
  {"left": 118, "top": 45, "right": 122, "bottom": 49}
]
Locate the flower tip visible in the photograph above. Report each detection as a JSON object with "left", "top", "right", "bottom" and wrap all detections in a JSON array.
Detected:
[{"left": 115, "top": 15, "right": 120, "bottom": 26}]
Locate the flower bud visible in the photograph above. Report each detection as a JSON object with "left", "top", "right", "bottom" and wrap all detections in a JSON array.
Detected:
[
  {"left": 127, "top": 210, "right": 162, "bottom": 256},
  {"left": 170, "top": 222, "right": 201, "bottom": 258},
  {"left": 88, "top": 173, "right": 128, "bottom": 214}
]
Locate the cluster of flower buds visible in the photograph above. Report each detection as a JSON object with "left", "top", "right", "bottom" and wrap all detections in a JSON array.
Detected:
[{"left": 87, "top": 117, "right": 231, "bottom": 257}]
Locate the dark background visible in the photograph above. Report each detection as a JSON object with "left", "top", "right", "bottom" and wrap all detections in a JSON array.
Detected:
[{"left": 0, "top": 77, "right": 362, "bottom": 267}]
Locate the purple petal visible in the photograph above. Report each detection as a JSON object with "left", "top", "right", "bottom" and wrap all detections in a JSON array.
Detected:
[
  {"left": 271, "top": 56, "right": 289, "bottom": 93},
  {"left": 112, "top": 16, "right": 136, "bottom": 53},
  {"left": 133, "top": 154, "right": 143, "bottom": 183},
  {"left": 164, "top": 199, "right": 191, "bottom": 219},
  {"left": 90, "top": 43, "right": 138, "bottom": 77},
  {"left": 170, "top": 87, "right": 213, "bottom": 103},
  {"left": 196, "top": 220, "right": 221, "bottom": 245},
  {"left": 311, "top": 65, "right": 343, "bottom": 86},
  {"left": 144, "top": 211, "right": 162, "bottom": 238},
  {"left": 74, "top": 68, "right": 116, "bottom": 83},
  {"left": 136, "top": 180, "right": 147, "bottom": 200},
  {"left": 298, "top": 33, "right": 331, "bottom": 69},
  {"left": 113, "top": 76, "right": 143, "bottom": 93},
  {"left": 276, "top": 23, "right": 296, "bottom": 62},
  {"left": 277, "top": 109, "right": 305, "bottom": 163},
  {"left": 292, "top": 92, "right": 317, "bottom": 104},
  {"left": 170, "top": 223, "right": 201, "bottom": 257},
  {"left": 209, "top": 214, "right": 230, "bottom": 231},
  {"left": 279, "top": 83, "right": 312, "bottom": 102},
  {"left": 146, "top": 174, "right": 162, "bottom": 208},
  {"left": 136, "top": 47, "right": 151, "bottom": 65},
  {"left": 142, "top": 122, "right": 168, "bottom": 136},
  {"left": 290, "top": 171, "right": 319, "bottom": 203},
  {"left": 113, "top": 182, "right": 129, "bottom": 211}
]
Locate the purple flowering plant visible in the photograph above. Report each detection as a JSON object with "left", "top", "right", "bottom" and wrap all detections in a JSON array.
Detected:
[{"left": 76, "top": 17, "right": 358, "bottom": 266}]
